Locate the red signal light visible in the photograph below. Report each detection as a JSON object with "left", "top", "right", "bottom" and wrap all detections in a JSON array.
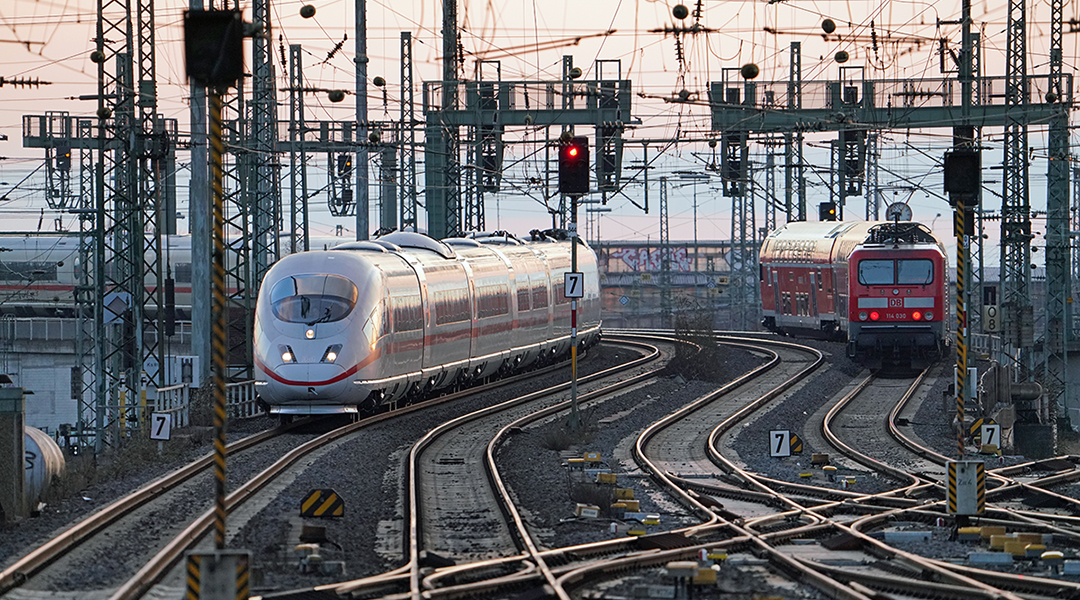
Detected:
[
  {"left": 870, "top": 311, "right": 880, "bottom": 321},
  {"left": 568, "top": 147, "right": 579, "bottom": 158}
]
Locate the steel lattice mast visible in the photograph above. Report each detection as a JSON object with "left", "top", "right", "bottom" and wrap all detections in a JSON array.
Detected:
[
  {"left": 783, "top": 41, "right": 806, "bottom": 223},
  {"left": 1043, "top": 0, "right": 1071, "bottom": 424},
  {"left": 399, "top": 31, "right": 418, "bottom": 232},
  {"left": 94, "top": 0, "right": 142, "bottom": 447},
  {"left": 288, "top": 44, "right": 310, "bottom": 253},
  {"left": 1000, "top": 0, "right": 1033, "bottom": 372},
  {"left": 425, "top": 0, "right": 462, "bottom": 238},
  {"left": 659, "top": 176, "right": 671, "bottom": 326},
  {"left": 250, "top": 0, "right": 279, "bottom": 294}
]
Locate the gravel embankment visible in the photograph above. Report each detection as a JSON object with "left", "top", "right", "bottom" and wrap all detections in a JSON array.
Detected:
[{"left": 224, "top": 343, "right": 636, "bottom": 593}]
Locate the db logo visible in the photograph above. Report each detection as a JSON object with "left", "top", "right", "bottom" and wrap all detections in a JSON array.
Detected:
[{"left": 888, "top": 298, "right": 903, "bottom": 308}]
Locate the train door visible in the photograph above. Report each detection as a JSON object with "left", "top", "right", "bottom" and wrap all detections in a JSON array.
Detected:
[
  {"left": 809, "top": 272, "right": 819, "bottom": 316},
  {"left": 772, "top": 270, "right": 780, "bottom": 316}
]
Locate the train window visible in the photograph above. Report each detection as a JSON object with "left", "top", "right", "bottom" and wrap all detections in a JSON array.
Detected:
[
  {"left": 857, "top": 260, "right": 894, "bottom": 285},
  {"left": 816, "top": 269, "right": 823, "bottom": 291},
  {"left": 532, "top": 284, "right": 549, "bottom": 309},
  {"left": 517, "top": 285, "right": 531, "bottom": 312},
  {"left": 434, "top": 289, "right": 470, "bottom": 325},
  {"left": 897, "top": 260, "right": 933, "bottom": 285},
  {"left": 270, "top": 274, "right": 359, "bottom": 325},
  {"left": 393, "top": 294, "right": 423, "bottom": 331},
  {"left": 174, "top": 263, "right": 192, "bottom": 284},
  {"left": 477, "top": 284, "right": 510, "bottom": 318},
  {"left": 0, "top": 261, "right": 58, "bottom": 282}
]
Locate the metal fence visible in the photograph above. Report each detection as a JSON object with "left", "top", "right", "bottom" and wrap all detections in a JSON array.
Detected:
[{"left": 153, "top": 380, "right": 261, "bottom": 426}]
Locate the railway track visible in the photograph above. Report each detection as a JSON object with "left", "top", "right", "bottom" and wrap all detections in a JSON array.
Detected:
[
  {"left": 0, "top": 422, "right": 306, "bottom": 599},
  {"left": 325, "top": 333, "right": 853, "bottom": 599},
  {"left": 0, "top": 345, "right": 638, "bottom": 600},
  {"left": 10, "top": 331, "right": 1080, "bottom": 600}
]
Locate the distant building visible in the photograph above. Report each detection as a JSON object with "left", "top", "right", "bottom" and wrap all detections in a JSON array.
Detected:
[{"left": 593, "top": 240, "right": 733, "bottom": 329}]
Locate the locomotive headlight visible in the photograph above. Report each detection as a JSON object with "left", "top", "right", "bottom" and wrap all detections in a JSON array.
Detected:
[
  {"left": 306, "top": 329, "right": 315, "bottom": 339},
  {"left": 870, "top": 311, "right": 880, "bottom": 321},
  {"left": 858, "top": 311, "right": 868, "bottom": 321},
  {"left": 924, "top": 310, "right": 934, "bottom": 321},
  {"left": 279, "top": 344, "right": 296, "bottom": 363},
  {"left": 321, "top": 344, "right": 342, "bottom": 363}
]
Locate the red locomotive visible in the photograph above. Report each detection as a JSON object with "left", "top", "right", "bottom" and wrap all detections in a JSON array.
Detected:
[{"left": 759, "top": 220, "right": 949, "bottom": 369}]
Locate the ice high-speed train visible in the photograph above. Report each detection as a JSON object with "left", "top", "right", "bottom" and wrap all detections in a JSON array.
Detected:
[{"left": 253, "top": 230, "right": 602, "bottom": 414}]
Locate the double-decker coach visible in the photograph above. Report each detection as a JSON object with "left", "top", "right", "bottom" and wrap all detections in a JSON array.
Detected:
[{"left": 759, "top": 220, "right": 949, "bottom": 368}]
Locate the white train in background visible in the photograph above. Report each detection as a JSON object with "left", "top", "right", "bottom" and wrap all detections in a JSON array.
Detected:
[
  {"left": 253, "top": 230, "right": 603, "bottom": 415},
  {"left": 0, "top": 233, "right": 354, "bottom": 317}
]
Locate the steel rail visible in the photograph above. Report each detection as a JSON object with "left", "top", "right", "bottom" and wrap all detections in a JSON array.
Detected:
[
  {"left": 406, "top": 339, "right": 663, "bottom": 600},
  {"left": 697, "top": 363, "right": 1033, "bottom": 600},
  {"left": 0, "top": 420, "right": 300, "bottom": 595},
  {"left": 332, "top": 335, "right": 875, "bottom": 600},
  {"left": 884, "top": 369, "right": 1080, "bottom": 533},
  {"left": 109, "top": 348, "right": 606, "bottom": 600},
  {"left": 617, "top": 337, "right": 882, "bottom": 600}
]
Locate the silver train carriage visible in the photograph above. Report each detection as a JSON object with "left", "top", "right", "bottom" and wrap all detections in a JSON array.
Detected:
[{"left": 253, "top": 231, "right": 602, "bottom": 414}]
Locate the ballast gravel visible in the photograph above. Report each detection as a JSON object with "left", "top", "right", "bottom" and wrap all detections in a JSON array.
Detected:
[
  {"left": 0, "top": 413, "right": 288, "bottom": 574},
  {"left": 224, "top": 344, "right": 636, "bottom": 592}
]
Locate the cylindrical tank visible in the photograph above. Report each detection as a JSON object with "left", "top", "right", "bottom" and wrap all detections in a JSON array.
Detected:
[{"left": 24, "top": 426, "right": 65, "bottom": 507}]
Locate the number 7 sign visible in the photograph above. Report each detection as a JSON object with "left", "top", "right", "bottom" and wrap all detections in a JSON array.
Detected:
[
  {"left": 564, "top": 272, "right": 584, "bottom": 299},
  {"left": 150, "top": 413, "right": 173, "bottom": 441},
  {"left": 769, "top": 430, "right": 791, "bottom": 457}
]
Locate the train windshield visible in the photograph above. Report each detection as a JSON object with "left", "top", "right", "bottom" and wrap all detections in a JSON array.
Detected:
[
  {"left": 858, "top": 259, "right": 934, "bottom": 285},
  {"left": 270, "top": 274, "right": 359, "bottom": 325},
  {"left": 897, "top": 259, "right": 933, "bottom": 284},
  {"left": 857, "top": 260, "right": 894, "bottom": 285}
]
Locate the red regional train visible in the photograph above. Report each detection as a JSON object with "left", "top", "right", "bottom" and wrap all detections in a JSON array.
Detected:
[{"left": 759, "top": 220, "right": 949, "bottom": 369}]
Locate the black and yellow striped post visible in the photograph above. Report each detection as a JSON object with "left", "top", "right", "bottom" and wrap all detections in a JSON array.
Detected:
[
  {"left": 945, "top": 136, "right": 979, "bottom": 460},
  {"left": 955, "top": 201, "right": 967, "bottom": 458},
  {"left": 946, "top": 460, "right": 985, "bottom": 516},
  {"left": 185, "top": 554, "right": 201, "bottom": 600},
  {"left": 235, "top": 553, "right": 249, "bottom": 600},
  {"left": 209, "top": 89, "right": 228, "bottom": 550},
  {"left": 184, "top": 9, "right": 246, "bottom": 590},
  {"left": 185, "top": 550, "right": 250, "bottom": 600}
]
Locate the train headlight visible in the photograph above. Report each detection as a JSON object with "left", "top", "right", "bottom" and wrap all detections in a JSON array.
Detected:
[
  {"left": 279, "top": 344, "right": 297, "bottom": 363},
  {"left": 858, "top": 311, "right": 868, "bottom": 321},
  {"left": 321, "top": 344, "right": 342, "bottom": 363},
  {"left": 912, "top": 311, "right": 922, "bottom": 321},
  {"left": 869, "top": 311, "right": 880, "bottom": 321},
  {"left": 306, "top": 329, "right": 315, "bottom": 339},
  {"left": 924, "top": 310, "right": 934, "bottom": 321}
]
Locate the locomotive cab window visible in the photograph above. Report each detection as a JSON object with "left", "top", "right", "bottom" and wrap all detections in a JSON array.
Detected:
[
  {"left": 858, "top": 259, "right": 933, "bottom": 285},
  {"left": 858, "top": 260, "right": 894, "bottom": 285},
  {"left": 270, "top": 274, "right": 359, "bottom": 325},
  {"left": 897, "top": 259, "right": 933, "bottom": 285}
]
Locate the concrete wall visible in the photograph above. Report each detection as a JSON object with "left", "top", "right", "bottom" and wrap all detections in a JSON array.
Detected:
[
  {"left": 15, "top": 356, "right": 79, "bottom": 435},
  {"left": 0, "top": 388, "right": 25, "bottom": 521}
]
